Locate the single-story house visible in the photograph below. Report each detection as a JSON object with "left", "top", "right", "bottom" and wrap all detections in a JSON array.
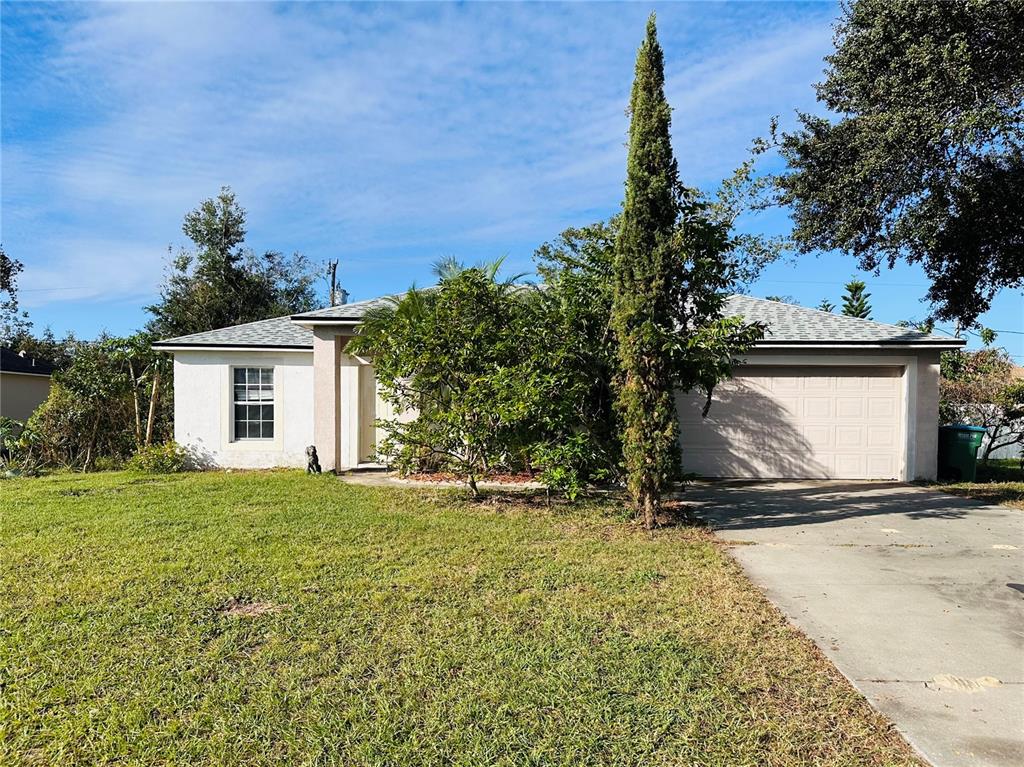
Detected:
[
  {"left": 152, "top": 294, "right": 964, "bottom": 480},
  {"left": 0, "top": 347, "right": 55, "bottom": 423}
]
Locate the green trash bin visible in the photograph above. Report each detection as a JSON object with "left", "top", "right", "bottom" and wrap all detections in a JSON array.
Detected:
[{"left": 938, "top": 425, "right": 987, "bottom": 482}]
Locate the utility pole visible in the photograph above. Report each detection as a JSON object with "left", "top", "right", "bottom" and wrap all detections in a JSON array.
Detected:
[
  {"left": 325, "top": 259, "right": 349, "bottom": 306},
  {"left": 326, "top": 259, "right": 339, "bottom": 306}
]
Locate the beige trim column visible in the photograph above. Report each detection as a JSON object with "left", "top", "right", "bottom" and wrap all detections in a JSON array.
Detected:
[
  {"left": 337, "top": 354, "right": 362, "bottom": 470},
  {"left": 913, "top": 351, "right": 942, "bottom": 480},
  {"left": 312, "top": 328, "right": 343, "bottom": 471}
]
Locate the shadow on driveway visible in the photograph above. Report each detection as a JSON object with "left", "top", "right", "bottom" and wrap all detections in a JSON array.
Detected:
[{"left": 689, "top": 480, "right": 986, "bottom": 531}]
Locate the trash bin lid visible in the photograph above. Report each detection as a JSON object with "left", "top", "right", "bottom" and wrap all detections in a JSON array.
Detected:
[{"left": 940, "top": 424, "right": 988, "bottom": 433}]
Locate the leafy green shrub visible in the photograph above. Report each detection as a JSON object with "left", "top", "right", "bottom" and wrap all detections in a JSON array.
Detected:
[
  {"left": 0, "top": 416, "right": 24, "bottom": 454},
  {"left": 533, "top": 435, "right": 612, "bottom": 501},
  {"left": 0, "top": 416, "right": 44, "bottom": 475},
  {"left": 125, "top": 442, "right": 191, "bottom": 474},
  {"left": 27, "top": 382, "right": 135, "bottom": 470}
]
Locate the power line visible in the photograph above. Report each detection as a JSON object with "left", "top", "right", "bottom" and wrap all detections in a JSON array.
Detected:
[{"left": 757, "top": 278, "right": 930, "bottom": 288}]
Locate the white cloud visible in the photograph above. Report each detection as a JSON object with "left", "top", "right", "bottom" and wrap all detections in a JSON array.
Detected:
[{"left": 4, "top": 1, "right": 836, "bottom": 321}]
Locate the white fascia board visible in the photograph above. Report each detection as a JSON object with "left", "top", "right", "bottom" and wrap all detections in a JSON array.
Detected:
[
  {"left": 153, "top": 345, "right": 313, "bottom": 353},
  {"left": 751, "top": 342, "right": 963, "bottom": 351},
  {"left": 290, "top": 319, "right": 361, "bottom": 329}
]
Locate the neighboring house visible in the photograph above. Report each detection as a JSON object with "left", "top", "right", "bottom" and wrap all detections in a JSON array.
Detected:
[
  {"left": 0, "top": 348, "right": 55, "bottom": 423},
  {"left": 153, "top": 294, "right": 965, "bottom": 480}
]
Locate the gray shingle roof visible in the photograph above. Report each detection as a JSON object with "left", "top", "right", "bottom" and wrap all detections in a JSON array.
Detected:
[
  {"left": 291, "top": 295, "right": 400, "bottom": 320},
  {"left": 153, "top": 315, "right": 313, "bottom": 349},
  {"left": 725, "top": 294, "right": 960, "bottom": 346},
  {"left": 154, "top": 292, "right": 964, "bottom": 349}
]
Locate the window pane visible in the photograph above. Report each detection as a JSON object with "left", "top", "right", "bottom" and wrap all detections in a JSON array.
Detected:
[{"left": 232, "top": 369, "right": 275, "bottom": 439}]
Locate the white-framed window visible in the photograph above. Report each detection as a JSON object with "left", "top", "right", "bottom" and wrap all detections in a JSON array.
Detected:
[{"left": 233, "top": 367, "right": 274, "bottom": 440}]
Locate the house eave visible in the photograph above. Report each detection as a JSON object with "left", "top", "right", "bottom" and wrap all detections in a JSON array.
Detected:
[
  {"left": 152, "top": 344, "right": 313, "bottom": 353},
  {"left": 751, "top": 340, "right": 965, "bottom": 351},
  {"left": 289, "top": 317, "right": 363, "bottom": 325}
]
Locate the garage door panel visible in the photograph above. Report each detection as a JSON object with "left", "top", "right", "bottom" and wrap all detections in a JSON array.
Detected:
[
  {"left": 835, "top": 455, "right": 865, "bottom": 477},
  {"left": 802, "top": 425, "right": 833, "bottom": 450},
  {"left": 835, "top": 376, "right": 866, "bottom": 392},
  {"left": 836, "top": 397, "right": 865, "bottom": 418},
  {"left": 868, "top": 375, "right": 899, "bottom": 391},
  {"left": 835, "top": 425, "right": 864, "bottom": 448},
  {"left": 803, "top": 397, "right": 833, "bottom": 419},
  {"left": 867, "top": 426, "right": 897, "bottom": 447},
  {"left": 868, "top": 397, "right": 897, "bottom": 418},
  {"left": 678, "top": 366, "right": 904, "bottom": 480},
  {"left": 770, "top": 376, "right": 801, "bottom": 393},
  {"left": 867, "top": 454, "right": 897, "bottom": 477},
  {"left": 774, "top": 396, "right": 801, "bottom": 416},
  {"left": 685, "top": 429, "right": 760, "bottom": 451},
  {"left": 802, "top": 376, "right": 832, "bottom": 392}
]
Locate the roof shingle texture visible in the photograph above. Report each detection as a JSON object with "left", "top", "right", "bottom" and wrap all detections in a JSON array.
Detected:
[
  {"left": 153, "top": 316, "right": 313, "bottom": 348},
  {"left": 724, "top": 295, "right": 956, "bottom": 345},
  {"left": 154, "top": 293, "right": 961, "bottom": 348},
  {"left": 291, "top": 295, "right": 400, "bottom": 320}
]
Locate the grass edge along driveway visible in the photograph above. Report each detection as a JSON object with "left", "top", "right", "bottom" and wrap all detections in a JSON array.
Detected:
[
  {"left": 932, "top": 459, "right": 1024, "bottom": 510},
  {"left": 1, "top": 471, "right": 922, "bottom": 766}
]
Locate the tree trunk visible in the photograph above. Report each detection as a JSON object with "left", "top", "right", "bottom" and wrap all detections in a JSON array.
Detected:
[
  {"left": 129, "top": 360, "right": 142, "bottom": 446},
  {"left": 467, "top": 474, "right": 480, "bottom": 499},
  {"left": 84, "top": 412, "right": 101, "bottom": 472},
  {"left": 144, "top": 371, "right": 161, "bottom": 447},
  {"left": 641, "top": 489, "right": 658, "bottom": 530}
]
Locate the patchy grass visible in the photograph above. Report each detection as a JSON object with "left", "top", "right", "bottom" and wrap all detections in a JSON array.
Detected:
[
  {"left": 937, "top": 459, "right": 1024, "bottom": 510},
  {"left": 1, "top": 471, "right": 920, "bottom": 766}
]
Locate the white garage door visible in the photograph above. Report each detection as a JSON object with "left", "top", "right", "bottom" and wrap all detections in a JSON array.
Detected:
[{"left": 676, "top": 366, "right": 905, "bottom": 480}]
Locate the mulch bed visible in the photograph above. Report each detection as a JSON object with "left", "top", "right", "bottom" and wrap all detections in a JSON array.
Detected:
[{"left": 405, "top": 471, "right": 538, "bottom": 485}]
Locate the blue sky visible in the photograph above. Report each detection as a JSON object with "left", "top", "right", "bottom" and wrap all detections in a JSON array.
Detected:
[{"left": 3, "top": 1, "right": 1021, "bottom": 358}]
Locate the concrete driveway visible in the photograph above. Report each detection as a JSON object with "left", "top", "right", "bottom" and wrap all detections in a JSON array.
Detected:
[{"left": 689, "top": 481, "right": 1023, "bottom": 767}]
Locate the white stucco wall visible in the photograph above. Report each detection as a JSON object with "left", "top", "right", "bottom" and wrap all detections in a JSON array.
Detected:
[
  {"left": 172, "top": 350, "right": 314, "bottom": 469},
  {"left": 170, "top": 342, "right": 948, "bottom": 478}
]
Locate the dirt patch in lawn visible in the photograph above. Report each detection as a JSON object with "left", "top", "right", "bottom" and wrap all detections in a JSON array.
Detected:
[{"left": 216, "top": 597, "right": 288, "bottom": 618}]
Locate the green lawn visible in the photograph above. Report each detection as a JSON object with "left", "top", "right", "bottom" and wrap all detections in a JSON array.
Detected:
[
  {"left": 1, "top": 471, "right": 919, "bottom": 766},
  {"left": 937, "top": 458, "right": 1024, "bottom": 510}
]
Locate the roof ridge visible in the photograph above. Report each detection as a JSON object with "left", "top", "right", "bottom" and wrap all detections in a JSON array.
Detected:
[{"left": 290, "top": 292, "right": 407, "bottom": 319}]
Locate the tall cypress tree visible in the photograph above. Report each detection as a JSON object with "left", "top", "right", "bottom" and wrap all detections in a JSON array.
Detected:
[{"left": 611, "top": 15, "right": 680, "bottom": 530}]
